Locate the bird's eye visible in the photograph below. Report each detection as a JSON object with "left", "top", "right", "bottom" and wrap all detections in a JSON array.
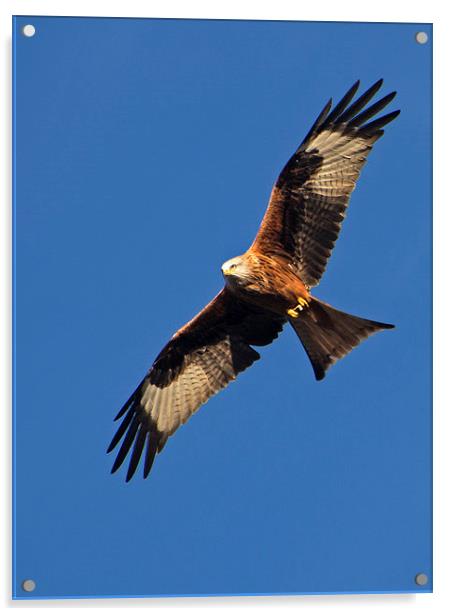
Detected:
[{"left": 230, "top": 264, "right": 237, "bottom": 270}]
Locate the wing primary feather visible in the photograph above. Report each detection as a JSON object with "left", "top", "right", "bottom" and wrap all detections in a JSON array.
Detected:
[
  {"left": 157, "top": 435, "right": 168, "bottom": 454},
  {"left": 125, "top": 424, "right": 147, "bottom": 482},
  {"left": 323, "top": 79, "right": 360, "bottom": 126},
  {"left": 335, "top": 78, "right": 384, "bottom": 124},
  {"left": 143, "top": 433, "right": 158, "bottom": 478},
  {"left": 111, "top": 415, "right": 140, "bottom": 474},
  {"left": 107, "top": 406, "right": 135, "bottom": 453},
  {"left": 301, "top": 98, "right": 332, "bottom": 146},
  {"left": 114, "top": 385, "right": 140, "bottom": 421},
  {"left": 359, "top": 109, "right": 401, "bottom": 133},
  {"left": 350, "top": 91, "right": 397, "bottom": 127}
]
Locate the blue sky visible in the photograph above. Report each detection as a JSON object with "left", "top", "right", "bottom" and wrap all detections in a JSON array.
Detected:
[{"left": 13, "top": 17, "right": 432, "bottom": 598}]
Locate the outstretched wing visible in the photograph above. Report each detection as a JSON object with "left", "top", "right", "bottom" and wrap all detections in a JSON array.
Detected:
[
  {"left": 252, "top": 79, "right": 400, "bottom": 288},
  {"left": 107, "top": 288, "right": 285, "bottom": 481}
]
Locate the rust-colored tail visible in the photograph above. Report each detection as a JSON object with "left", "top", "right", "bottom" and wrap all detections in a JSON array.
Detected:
[{"left": 289, "top": 297, "right": 394, "bottom": 380}]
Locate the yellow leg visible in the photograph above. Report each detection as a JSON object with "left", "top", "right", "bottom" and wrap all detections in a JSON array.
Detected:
[
  {"left": 287, "top": 297, "right": 309, "bottom": 319},
  {"left": 287, "top": 308, "right": 299, "bottom": 318}
]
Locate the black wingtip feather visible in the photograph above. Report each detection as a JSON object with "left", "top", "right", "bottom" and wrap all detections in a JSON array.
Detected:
[
  {"left": 314, "top": 367, "right": 326, "bottom": 381},
  {"left": 114, "top": 395, "right": 134, "bottom": 421},
  {"left": 335, "top": 79, "right": 385, "bottom": 124},
  {"left": 107, "top": 406, "right": 135, "bottom": 453},
  {"left": 125, "top": 425, "right": 147, "bottom": 482},
  {"left": 114, "top": 381, "right": 144, "bottom": 420},
  {"left": 350, "top": 91, "right": 397, "bottom": 128},
  {"left": 360, "top": 109, "right": 401, "bottom": 134},
  {"left": 300, "top": 79, "right": 398, "bottom": 151},
  {"left": 301, "top": 98, "right": 332, "bottom": 147},
  {"left": 111, "top": 457, "right": 122, "bottom": 475},
  {"left": 110, "top": 415, "right": 140, "bottom": 474},
  {"left": 108, "top": 394, "right": 165, "bottom": 480},
  {"left": 324, "top": 79, "right": 360, "bottom": 125},
  {"left": 378, "top": 322, "right": 395, "bottom": 330},
  {"left": 143, "top": 434, "right": 158, "bottom": 478}
]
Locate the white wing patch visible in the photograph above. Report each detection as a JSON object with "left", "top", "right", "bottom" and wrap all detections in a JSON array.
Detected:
[
  {"left": 139, "top": 337, "right": 240, "bottom": 437},
  {"left": 304, "top": 129, "right": 378, "bottom": 198}
]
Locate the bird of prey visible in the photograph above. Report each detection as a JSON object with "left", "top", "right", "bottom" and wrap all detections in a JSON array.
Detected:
[{"left": 108, "top": 79, "right": 399, "bottom": 481}]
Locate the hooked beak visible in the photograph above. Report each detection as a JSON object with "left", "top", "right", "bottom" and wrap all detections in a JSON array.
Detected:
[{"left": 222, "top": 267, "right": 233, "bottom": 276}]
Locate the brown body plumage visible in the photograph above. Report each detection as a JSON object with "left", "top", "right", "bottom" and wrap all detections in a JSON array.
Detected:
[
  {"left": 222, "top": 251, "right": 310, "bottom": 314},
  {"left": 108, "top": 79, "right": 399, "bottom": 481}
]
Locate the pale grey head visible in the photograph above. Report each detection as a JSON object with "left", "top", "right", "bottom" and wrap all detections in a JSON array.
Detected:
[{"left": 221, "top": 255, "right": 253, "bottom": 290}]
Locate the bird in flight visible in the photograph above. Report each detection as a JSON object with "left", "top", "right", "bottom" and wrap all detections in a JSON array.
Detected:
[{"left": 108, "top": 79, "right": 399, "bottom": 481}]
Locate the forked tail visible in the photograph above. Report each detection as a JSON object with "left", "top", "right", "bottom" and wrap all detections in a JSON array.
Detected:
[{"left": 289, "top": 297, "right": 394, "bottom": 380}]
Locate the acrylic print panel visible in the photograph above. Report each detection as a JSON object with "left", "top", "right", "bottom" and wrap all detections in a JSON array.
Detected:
[{"left": 13, "top": 16, "right": 432, "bottom": 599}]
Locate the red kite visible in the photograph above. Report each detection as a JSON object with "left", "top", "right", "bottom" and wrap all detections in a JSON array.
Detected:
[{"left": 108, "top": 79, "right": 399, "bottom": 481}]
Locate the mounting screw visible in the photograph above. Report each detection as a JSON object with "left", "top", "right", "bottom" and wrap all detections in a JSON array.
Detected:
[
  {"left": 22, "top": 24, "right": 36, "bottom": 38},
  {"left": 415, "top": 32, "right": 428, "bottom": 45},
  {"left": 22, "top": 579, "right": 36, "bottom": 592},
  {"left": 415, "top": 572, "right": 428, "bottom": 586}
]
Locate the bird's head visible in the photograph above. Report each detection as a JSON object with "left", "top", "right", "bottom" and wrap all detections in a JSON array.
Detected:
[{"left": 221, "top": 255, "right": 252, "bottom": 288}]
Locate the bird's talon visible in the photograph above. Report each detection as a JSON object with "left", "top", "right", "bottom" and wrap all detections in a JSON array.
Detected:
[
  {"left": 297, "top": 297, "right": 309, "bottom": 308},
  {"left": 287, "top": 308, "right": 299, "bottom": 318}
]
